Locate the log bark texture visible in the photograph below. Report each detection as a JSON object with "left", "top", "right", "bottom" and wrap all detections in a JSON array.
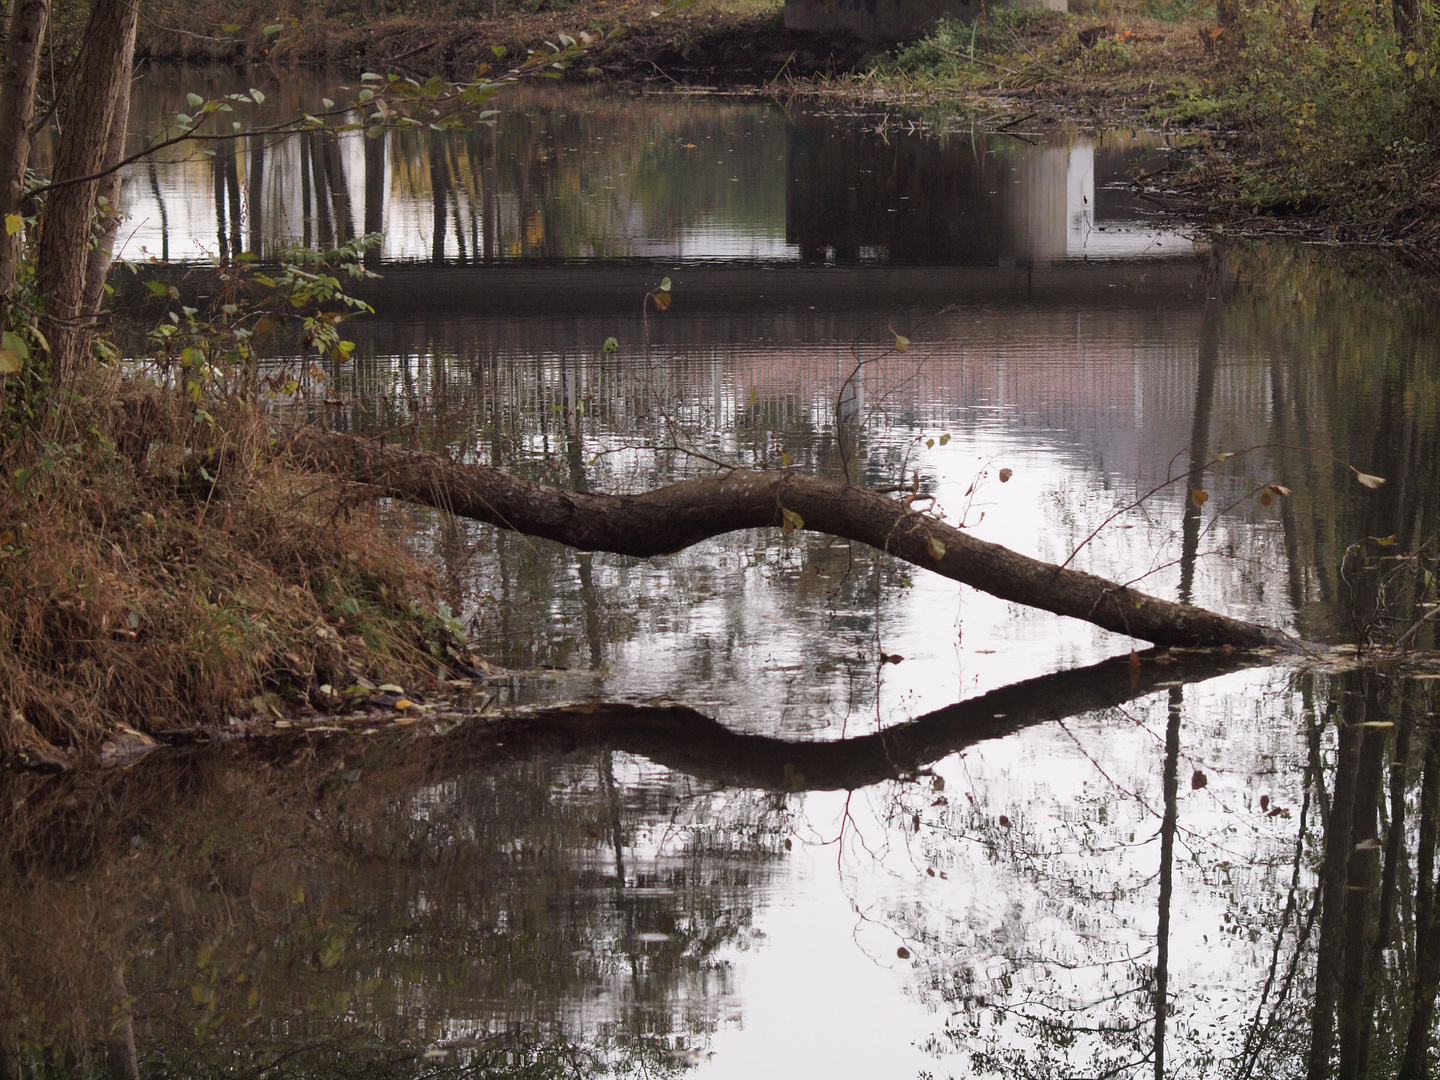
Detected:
[
  {"left": 0, "top": 0, "right": 49, "bottom": 299},
  {"left": 35, "top": 0, "right": 137, "bottom": 384},
  {"left": 291, "top": 428, "right": 1297, "bottom": 650}
]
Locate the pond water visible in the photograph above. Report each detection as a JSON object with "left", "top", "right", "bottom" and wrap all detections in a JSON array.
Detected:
[{"left": 4, "top": 65, "right": 1440, "bottom": 1079}]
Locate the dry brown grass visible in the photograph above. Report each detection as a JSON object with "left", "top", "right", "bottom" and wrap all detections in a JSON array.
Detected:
[{"left": 0, "top": 373, "right": 448, "bottom": 765}]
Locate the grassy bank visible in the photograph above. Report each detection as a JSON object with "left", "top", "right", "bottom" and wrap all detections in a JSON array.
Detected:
[
  {"left": 854, "top": 3, "right": 1440, "bottom": 251},
  {"left": 133, "top": 0, "right": 884, "bottom": 84},
  {"left": 131, "top": 0, "right": 1440, "bottom": 252},
  {"left": 0, "top": 378, "right": 469, "bottom": 768},
  {"left": 0, "top": 234, "right": 475, "bottom": 769}
]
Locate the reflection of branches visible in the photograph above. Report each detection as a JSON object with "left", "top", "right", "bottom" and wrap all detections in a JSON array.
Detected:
[
  {"left": 1060, "top": 442, "right": 1385, "bottom": 574},
  {"left": 1054, "top": 720, "right": 1244, "bottom": 859},
  {"left": 1232, "top": 723, "right": 1321, "bottom": 1080}
]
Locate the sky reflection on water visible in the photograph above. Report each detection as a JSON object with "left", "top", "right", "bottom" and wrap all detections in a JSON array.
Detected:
[{"left": 5, "top": 74, "right": 1440, "bottom": 1080}]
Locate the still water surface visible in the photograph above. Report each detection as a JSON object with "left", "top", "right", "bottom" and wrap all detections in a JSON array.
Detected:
[{"left": 4, "top": 67, "right": 1440, "bottom": 1079}]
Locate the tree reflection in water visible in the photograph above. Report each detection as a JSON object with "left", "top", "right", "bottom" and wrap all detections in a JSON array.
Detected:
[{"left": 0, "top": 659, "right": 1434, "bottom": 1077}]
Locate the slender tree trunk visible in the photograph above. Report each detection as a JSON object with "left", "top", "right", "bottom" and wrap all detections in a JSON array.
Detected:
[
  {"left": 1153, "top": 688, "right": 1183, "bottom": 1079},
  {"left": 1180, "top": 295, "right": 1220, "bottom": 605},
  {"left": 430, "top": 129, "right": 449, "bottom": 264},
  {"left": 0, "top": 0, "right": 49, "bottom": 301},
  {"left": 1398, "top": 734, "right": 1439, "bottom": 1079},
  {"left": 1308, "top": 687, "right": 1365, "bottom": 1080},
  {"left": 35, "top": 0, "right": 137, "bottom": 385},
  {"left": 247, "top": 134, "right": 265, "bottom": 255},
  {"left": 321, "top": 134, "right": 352, "bottom": 243},
  {"left": 79, "top": 63, "right": 133, "bottom": 317},
  {"left": 300, "top": 131, "right": 313, "bottom": 248},
  {"left": 290, "top": 427, "right": 1301, "bottom": 650},
  {"left": 363, "top": 129, "right": 383, "bottom": 267},
  {"left": 1393, "top": 0, "right": 1420, "bottom": 46},
  {"left": 1337, "top": 715, "right": 1385, "bottom": 1078},
  {"left": 222, "top": 139, "right": 242, "bottom": 257}
]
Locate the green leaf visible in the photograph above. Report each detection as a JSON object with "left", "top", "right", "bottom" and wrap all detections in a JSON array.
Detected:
[
  {"left": 361, "top": 71, "right": 383, "bottom": 81},
  {"left": 602, "top": 336, "right": 619, "bottom": 353},
  {"left": 322, "top": 98, "right": 335, "bottom": 109},
  {"left": 491, "top": 44, "right": 508, "bottom": 57},
  {"left": 2, "top": 331, "right": 30, "bottom": 361},
  {"left": 263, "top": 23, "right": 282, "bottom": 35},
  {"left": 357, "top": 88, "right": 374, "bottom": 102},
  {"left": 249, "top": 88, "right": 266, "bottom": 104},
  {"left": 4, "top": 213, "right": 22, "bottom": 236},
  {"left": 658, "top": 276, "right": 672, "bottom": 291},
  {"left": 0, "top": 349, "right": 22, "bottom": 375},
  {"left": 186, "top": 92, "right": 204, "bottom": 108}
]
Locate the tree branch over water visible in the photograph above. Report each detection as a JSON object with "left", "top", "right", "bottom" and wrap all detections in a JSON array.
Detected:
[{"left": 290, "top": 427, "right": 1299, "bottom": 651}]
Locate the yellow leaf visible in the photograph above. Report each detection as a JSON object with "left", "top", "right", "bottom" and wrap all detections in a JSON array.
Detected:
[
  {"left": 1190, "top": 488, "right": 1209, "bottom": 507},
  {"left": 1405, "top": 48, "right": 1419, "bottom": 66},
  {"left": 393, "top": 698, "right": 414, "bottom": 710},
  {"left": 928, "top": 537, "right": 946, "bottom": 560},
  {"left": 0, "top": 531, "right": 13, "bottom": 546},
  {"left": 1372, "top": 535, "right": 1397, "bottom": 547},
  {"left": 3, "top": 214, "right": 21, "bottom": 236},
  {"left": 0, "top": 349, "right": 21, "bottom": 375},
  {"left": 893, "top": 332, "right": 910, "bottom": 353}
]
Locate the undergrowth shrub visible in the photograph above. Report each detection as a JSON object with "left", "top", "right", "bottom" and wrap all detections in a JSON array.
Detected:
[
  {"left": 888, "top": 10, "right": 1060, "bottom": 75},
  {"left": 1215, "top": 0, "right": 1440, "bottom": 226},
  {"left": 0, "top": 373, "right": 450, "bottom": 764}
]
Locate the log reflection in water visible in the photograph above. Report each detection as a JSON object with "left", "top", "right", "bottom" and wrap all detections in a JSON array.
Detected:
[{"left": 0, "top": 665, "right": 1437, "bottom": 1077}]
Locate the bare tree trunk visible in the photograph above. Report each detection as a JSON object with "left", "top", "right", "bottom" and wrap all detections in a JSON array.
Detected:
[
  {"left": 0, "top": 0, "right": 49, "bottom": 301},
  {"left": 363, "top": 130, "right": 384, "bottom": 267},
  {"left": 1337, "top": 712, "right": 1385, "bottom": 1078},
  {"left": 1393, "top": 0, "right": 1420, "bottom": 46},
  {"left": 79, "top": 63, "right": 133, "bottom": 318},
  {"left": 290, "top": 427, "right": 1300, "bottom": 650},
  {"left": 247, "top": 134, "right": 265, "bottom": 255},
  {"left": 35, "top": 0, "right": 137, "bottom": 385},
  {"left": 1180, "top": 295, "right": 1220, "bottom": 605},
  {"left": 1153, "top": 688, "right": 1183, "bottom": 1079},
  {"left": 1398, "top": 733, "right": 1439, "bottom": 1079},
  {"left": 1308, "top": 679, "right": 1365, "bottom": 1080}
]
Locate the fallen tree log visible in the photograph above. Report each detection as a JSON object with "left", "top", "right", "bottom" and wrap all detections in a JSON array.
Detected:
[{"left": 290, "top": 427, "right": 1296, "bottom": 651}]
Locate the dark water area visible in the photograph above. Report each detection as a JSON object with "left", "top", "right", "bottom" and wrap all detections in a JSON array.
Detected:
[{"left": 5, "top": 65, "right": 1440, "bottom": 1079}]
